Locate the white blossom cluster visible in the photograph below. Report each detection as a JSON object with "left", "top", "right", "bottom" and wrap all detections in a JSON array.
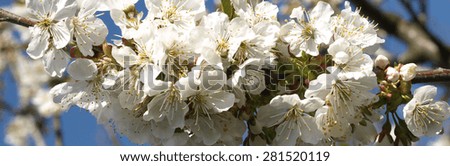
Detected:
[{"left": 19, "top": 0, "right": 450, "bottom": 145}]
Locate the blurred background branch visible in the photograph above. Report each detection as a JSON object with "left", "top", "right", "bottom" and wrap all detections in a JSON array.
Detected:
[{"left": 349, "top": 0, "right": 450, "bottom": 68}]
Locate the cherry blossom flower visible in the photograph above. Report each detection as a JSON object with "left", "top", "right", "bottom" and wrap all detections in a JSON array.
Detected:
[
  {"left": 327, "top": 38, "right": 374, "bottom": 79},
  {"left": 106, "top": 0, "right": 141, "bottom": 39},
  {"left": 143, "top": 80, "right": 188, "bottom": 130},
  {"left": 331, "top": 1, "right": 384, "bottom": 51},
  {"left": 400, "top": 63, "right": 417, "bottom": 81},
  {"left": 306, "top": 72, "right": 378, "bottom": 137},
  {"left": 71, "top": 0, "right": 108, "bottom": 56},
  {"left": 403, "top": 85, "right": 450, "bottom": 137},
  {"left": 386, "top": 67, "right": 400, "bottom": 82},
  {"left": 227, "top": 17, "right": 279, "bottom": 65},
  {"left": 50, "top": 59, "right": 111, "bottom": 120},
  {"left": 258, "top": 94, "right": 324, "bottom": 145},
  {"left": 375, "top": 54, "right": 389, "bottom": 69},
  {"left": 25, "top": 0, "right": 76, "bottom": 77},
  {"left": 280, "top": 1, "right": 334, "bottom": 56},
  {"left": 145, "top": 0, "right": 206, "bottom": 30},
  {"left": 25, "top": 0, "right": 76, "bottom": 59},
  {"left": 5, "top": 115, "right": 45, "bottom": 146},
  {"left": 232, "top": 0, "right": 279, "bottom": 25}
]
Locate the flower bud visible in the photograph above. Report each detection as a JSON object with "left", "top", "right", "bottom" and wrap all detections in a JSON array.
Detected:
[
  {"left": 386, "top": 67, "right": 399, "bottom": 82},
  {"left": 400, "top": 63, "right": 417, "bottom": 81},
  {"left": 375, "top": 55, "right": 389, "bottom": 69}
]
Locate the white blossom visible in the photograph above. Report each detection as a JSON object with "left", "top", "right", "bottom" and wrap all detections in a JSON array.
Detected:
[
  {"left": 232, "top": 0, "right": 279, "bottom": 25},
  {"left": 386, "top": 67, "right": 399, "bottom": 82},
  {"left": 5, "top": 115, "right": 45, "bottom": 146},
  {"left": 331, "top": 1, "right": 384, "bottom": 50},
  {"left": 327, "top": 38, "right": 374, "bottom": 79},
  {"left": 306, "top": 72, "right": 378, "bottom": 137},
  {"left": 32, "top": 89, "right": 62, "bottom": 118},
  {"left": 50, "top": 59, "right": 111, "bottom": 120},
  {"left": 143, "top": 81, "right": 188, "bottom": 129},
  {"left": 186, "top": 111, "right": 245, "bottom": 145},
  {"left": 108, "top": 0, "right": 141, "bottom": 39},
  {"left": 190, "top": 12, "right": 231, "bottom": 69},
  {"left": 227, "top": 17, "right": 279, "bottom": 65},
  {"left": 231, "top": 58, "right": 266, "bottom": 94},
  {"left": 403, "top": 85, "right": 450, "bottom": 137},
  {"left": 258, "top": 94, "right": 324, "bottom": 145},
  {"left": 375, "top": 54, "right": 390, "bottom": 69},
  {"left": 152, "top": 25, "right": 194, "bottom": 78},
  {"left": 400, "top": 63, "right": 417, "bottom": 81},
  {"left": 71, "top": 0, "right": 108, "bottom": 56},
  {"left": 25, "top": 0, "right": 76, "bottom": 77},
  {"left": 25, "top": 0, "right": 76, "bottom": 58},
  {"left": 145, "top": 0, "right": 206, "bottom": 30},
  {"left": 280, "top": 1, "right": 334, "bottom": 56}
]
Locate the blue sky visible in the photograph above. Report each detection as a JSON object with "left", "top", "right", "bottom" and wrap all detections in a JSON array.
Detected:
[{"left": 1, "top": 0, "right": 450, "bottom": 146}]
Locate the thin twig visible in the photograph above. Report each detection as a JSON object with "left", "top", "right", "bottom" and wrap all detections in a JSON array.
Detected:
[
  {"left": 412, "top": 68, "right": 450, "bottom": 83},
  {"left": 0, "top": 8, "right": 36, "bottom": 27},
  {"left": 53, "top": 113, "right": 63, "bottom": 146}
]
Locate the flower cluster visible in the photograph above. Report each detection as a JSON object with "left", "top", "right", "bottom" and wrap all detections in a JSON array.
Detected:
[{"left": 19, "top": 0, "right": 450, "bottom": 145}]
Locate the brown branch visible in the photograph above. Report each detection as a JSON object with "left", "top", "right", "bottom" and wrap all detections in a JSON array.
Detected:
[
  {"left": 412, "top": 68, "right": 450, "bottom": 83},
  {"left": 0, "top": 8, "right": 36, "bottom": 27},
  {"left": 53, "top": 113, "right": 63, "bottom": 146},
  {"left": 399, "top": 0, "right": 448, "bottom": 64}
]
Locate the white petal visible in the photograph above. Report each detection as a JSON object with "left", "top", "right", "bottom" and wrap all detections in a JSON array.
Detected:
[
  {"left": 328, "top": 38, "right": 349, "bottom": 56},
  {"left": 400, "top": 63, "right": 417, "bottom": 81},
  {"left": 118, "top": 91, "right": 143, "bottom": 110},
  {"left": 27, "top": 27, "right": 50, "bottom": 59},
  {"left": 333, "top": 51, "right": 350, "bottom": 64},
  {"left": 50, "top": 21, "right": 71, "bottom": 49},
  {"left": 413, "top": 85, "right": 437, "bottom": 104},
  {"left": 290, "top": 6, "right": 305, "bottom": 19},
  {"left": 104, "top": 0, "right": 138, "bottom": 11},
  {"left": 257, "top": 95, "right": 306, "bottom": 127},
  {"left": 52, "top": 0, "right": 77, "bottom": 21},
  {"left": 166, "top": 101, "right": 188, "bottom": 129},
  {"left": 207, "top": 91, "right": 235, "bottom": 113},
  {"left": 163, "top": 132, "right": 189, "bottom": 146},
  {"left": 200, "top": 12, "right": 229, "bottom": 33},
  {"left": 299, "top": 116, "right": 323, "bottom": 144},
  {"left": 299, "top": 97, "right": 324, "bottom": 112},
  {"left": 49, "top": 82, "right": 74, "bottom": 109},
  {"left": 43, "top": 47, "right": 70, "bottom": 77},
  {"left": 352, "top": 123, "right": 377, "bottom": 145},
  {"left": 255, "top": 1, "right": 278, "bottom": 21},
  {"left": 305, "top": 73, "right": 334, "bottom": 99},
  {"left": 151, "top": 119, "right": 175, "bottom": 139},
  {"left": 310, "top": 1, "right": 334, "bottom": 22},
  {"left": 187, "top": 117, "right": 221, "bottom": 145},
  {"left": 143, "top": 94, "right": 166, "bottom": 122},
  {"left": 74, "top": 18, "right": 108, "bottom": 56},
  {"left": 273, "top": 121, "right": 300, "bottom": 146},
  {"left": 304, "top": 38, "right": 319, "bottom": 56},
  {"left": 112, "top": 46, "right": 138, "bottom": 67},
  {"left": 67, "top": 58, "right": 97, "bottom": 80},
  {"left": 109, "top": 9, "right": 127, "bottom": 28},
  {"left": 78, "top": 0, "right": 99, "bottom": 18}
]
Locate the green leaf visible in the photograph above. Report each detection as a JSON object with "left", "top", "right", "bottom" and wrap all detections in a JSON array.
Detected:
[{"left": 221, "top": 0, "right": 235, "bottom": 19}]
